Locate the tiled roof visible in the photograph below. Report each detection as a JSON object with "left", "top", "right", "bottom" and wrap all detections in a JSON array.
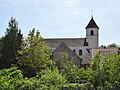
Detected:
[
  {"left": 44, "top": 38, "right": 86, "bottom": 48},
  {"left": 85, "top": 17, "right": 99, "bottom": 29}
]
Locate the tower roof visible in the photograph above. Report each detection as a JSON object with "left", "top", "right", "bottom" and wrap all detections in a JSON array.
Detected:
[{"left": 85, "top": 17, "right": 99, "bottom": 29}]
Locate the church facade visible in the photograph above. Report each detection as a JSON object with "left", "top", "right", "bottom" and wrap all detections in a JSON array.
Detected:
[{"left": 44, "top": 17, "right": 99, "bottom": 66}]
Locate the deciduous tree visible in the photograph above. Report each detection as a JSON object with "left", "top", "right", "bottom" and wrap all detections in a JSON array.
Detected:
[{"left": 17, "top": 28, "right": 52, "bottom": 77}]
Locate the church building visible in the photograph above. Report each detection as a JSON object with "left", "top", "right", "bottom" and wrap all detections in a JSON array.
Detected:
[{"left": 44, "top": 16, "right": 100, "bottom": 67}]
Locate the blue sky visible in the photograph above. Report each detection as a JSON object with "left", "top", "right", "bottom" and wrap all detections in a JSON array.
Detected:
[{"left": 0, "top": 0, "right": 120, "bottom": 46}]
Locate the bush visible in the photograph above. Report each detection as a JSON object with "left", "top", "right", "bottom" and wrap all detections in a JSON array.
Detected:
[
  {"left": 62, "top": 83, "right": 89, "bottom": 90},
  {"left": 36, "top": 67, "right": 66, "bottom": 89},
  {"left": 0, "top": 67, "right": 23, "bottom": 90},
  {"left": 0, "top": 67, "right": 66, "bottom": 90}
]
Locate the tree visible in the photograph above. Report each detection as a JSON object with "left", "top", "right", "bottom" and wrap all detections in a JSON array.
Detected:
[
  {"left": 90, "top": 52, "right": 104, "bottom": 87},
  {"left": 0, "top": 37, "right": 4, "bottom": 58},
  {"left": 36, "top": 65, "right": 66, "bottom": 89},
  {"left": 100, "top": 45, "right": 106, "bottom": 48},
  {"left": 0, "top": 37, "right": 4, "bottom": 68},
  {"left": 59, "top": 51, "right": 79, "bottom": 83},
  {"left": 107, "top": 43, "right": 118, "bottom": 48},
  {"left": 17, "top": 28, "right": 52, "bottom": 77},
  {"left": 90, "top": 51, "right": 120, "bottom": 88},
  {"left": 0, "top": 66, "right": 66, "bottom": 90},
  {"left": 0, "top": 17, "right": 23, "bottom": 68},
  {"left": 0, "top": 67, "right": 23, "bottom": 90},
  {"left": 63, "top": 61, "right": 80, "bottom": 83}
]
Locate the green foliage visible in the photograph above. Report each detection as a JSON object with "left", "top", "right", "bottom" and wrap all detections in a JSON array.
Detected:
[
  {"left": 60, "top": 51, "right": 93, "bottom": 83},
  {"left": 0, "top": 17, "right": 23, "bottom": 68},
  {"left": 90, "top": 52, "right": 104, "bottom": 87},
  {"left": 107, "top": 43, "right": 118, "bottom": 48},
  {"left": 59, "top": 51, "right": 80, "bottom": 83},
  {"left": 36, "top": 66, "right": 66, "bottom": 89},
  {"left": 78, "top": 67, "right": 93, "bottom": 82},
  {"left": 17, "top": 28, "right": 52, "bottom": 77},
  {"left": 61, "top": 51, "right": 68, "bottom": 61},
  {"left": 62, "top": 83, "right": 92, "bottom": 90},
  {"left": 63, "top": 60, "right": 79, "bottom": 83},
  {"left": 60, "top": 51, "right": 92, "bottom": 84},
  {"left": 0, "top": 67, "right": 66, "bottom": 90},
  {"left": 90, "top": 51, "right": 120, "bottom": 88},
  {"left": 0, "top": 67, "right": 23, "bottom": 90},
  {"left": 0, "top": 37, "right": 4, "bottom": 59}
]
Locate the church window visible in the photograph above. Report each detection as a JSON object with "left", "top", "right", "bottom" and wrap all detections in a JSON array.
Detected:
[
  {"left": 73, "top": 49, "right": 76, "bottom": 53},
  {"left": 79, "top": 49, "right": 82, "bottom": 55},
  {"left": 90, "top": 30, "right": 94, "bottom": 35}
]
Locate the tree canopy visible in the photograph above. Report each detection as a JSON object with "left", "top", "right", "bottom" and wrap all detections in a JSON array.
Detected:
[
  {"left": 17, "top": 28, "right": 52, "bottom": 77},
  {"left": 107, "top": 43, "right": 118, "bottom": 48},
  {"left": 0, "top": 17, "right": 23, "bottom": 68}
]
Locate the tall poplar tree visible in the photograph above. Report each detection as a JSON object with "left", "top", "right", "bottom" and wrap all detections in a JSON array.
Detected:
[{"left": 0, "top": 17, "right": 23, "bottom": 68}]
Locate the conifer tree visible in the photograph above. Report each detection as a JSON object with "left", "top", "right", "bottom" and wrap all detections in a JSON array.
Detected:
[
  {"left": 0, "top": 17, "right": 23, "bottom": 68},
  {"left": 0, "top": 37, "right": 4, "bottom": 58}
]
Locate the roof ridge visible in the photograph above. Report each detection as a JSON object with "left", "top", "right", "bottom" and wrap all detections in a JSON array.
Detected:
[{"left": 44, "top": 38, "right": 85, "bottom": 40}]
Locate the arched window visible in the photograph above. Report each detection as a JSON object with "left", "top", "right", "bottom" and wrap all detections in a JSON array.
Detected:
[
  {"left": 79, "top": 49, "right": 82, "bottom": 55},
  {"left": 90, "top": 30, "right": 94, "bottom": 35},
  {"left": 73, "top": 49, "right": 76, "bottom": 53}
]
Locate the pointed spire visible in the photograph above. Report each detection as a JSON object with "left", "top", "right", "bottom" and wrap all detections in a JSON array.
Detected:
[
  {"left": 85, "top": 15, "right": 99, "bottom": 29},
  {"left": 91, "top": 10, "right": 93, "bottom": 18}
]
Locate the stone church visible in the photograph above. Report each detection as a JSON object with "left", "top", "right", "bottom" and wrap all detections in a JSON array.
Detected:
[{"left": 44, "top": 16, "right": 117, "bottom": 67}]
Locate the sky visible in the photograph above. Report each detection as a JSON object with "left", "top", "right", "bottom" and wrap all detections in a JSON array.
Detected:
[{"left": 0, "top": 0, "right": 120, "bottom": 46}]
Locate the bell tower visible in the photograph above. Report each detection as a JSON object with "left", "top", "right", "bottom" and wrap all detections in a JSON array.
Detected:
[{"left": 85, "top": 16, "right": 99, "bottom": 49}]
